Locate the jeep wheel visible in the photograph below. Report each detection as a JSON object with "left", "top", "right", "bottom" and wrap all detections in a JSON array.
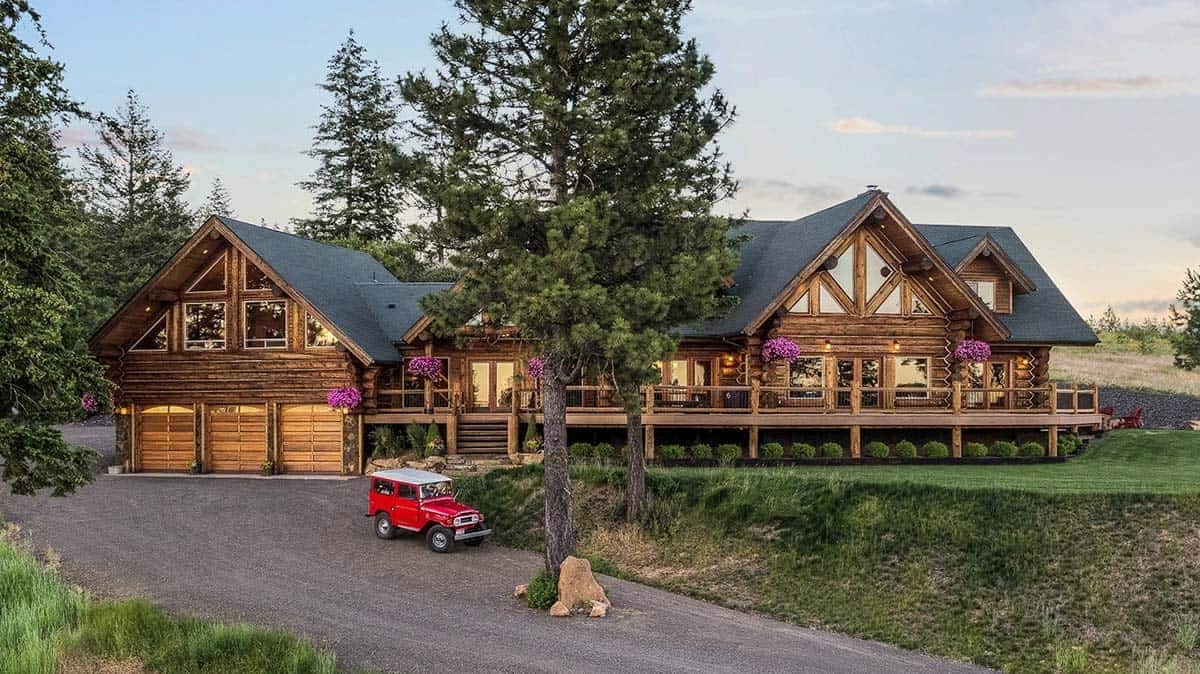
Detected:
[
  {"left": 374, "top": 512, "right": 396, "bottom": 540},
  {"left": 426, "top": 525, "right": 454, "bottom": 553}
]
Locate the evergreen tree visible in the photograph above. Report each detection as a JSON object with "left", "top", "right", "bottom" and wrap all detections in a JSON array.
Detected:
[
  {"left": 1171, "top": 269, "right": 1200, "bottom": 370},
  {"left": 295, "top": 31, "right": 402, "bottom": 241},
  {"left": 198, "top": 177, "right": 234, "bottom": 218},
  {"left": 401, "top": 0, "right": 737, "bottom": 570},
  {"left": 0, "top": 0, "right": 109, "bottom": 495},
  {"left": 77, "top": 90, "right": 193, "bottom": 312}
]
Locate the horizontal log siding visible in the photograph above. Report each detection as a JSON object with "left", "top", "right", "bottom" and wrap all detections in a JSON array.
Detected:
[{"left": 116, "top": 351, "right": 354, "bottom": 404}]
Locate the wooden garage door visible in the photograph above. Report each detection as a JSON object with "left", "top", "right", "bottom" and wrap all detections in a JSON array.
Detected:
[
  {"left": 280, "top": 404, "right": 343, "bottom": 474},
  {"left": 208, "top": 405, "right": 267, "bottom": 473},
  {"left": 137, "top": 405, "right": 195, "bottom": 472}
]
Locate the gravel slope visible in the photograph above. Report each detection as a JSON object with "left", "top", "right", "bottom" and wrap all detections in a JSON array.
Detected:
[{"left": 1098, "top": 387, "right": 1200, "bottom": 429}]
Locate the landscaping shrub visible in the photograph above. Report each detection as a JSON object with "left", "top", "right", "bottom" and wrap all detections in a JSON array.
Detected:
[
  {"left": 1060, "top": 433, "right": 1080, "bottom": 455},
  {"left": 659, "top": 444, "right": 685, "bottom": 460},
  {"left": 716, "top": 444, "right": 741, "bottom": 465},
  {"left": 991, "top": 440, "right": 1019, "bottom": 458},
  {"left": 820, "top": 442, "right": 843, "bottom": 458},
  {"left": 789, "top": 442, "right": 817, "bottom": 459},
  {"left": 964, "top": 442, "right": 988, "bottom": 458},
  {"left": 524, "top": 570, "right": 558, "bottom": 610},
  {"left": 894, "top": 440, "right": 918, "bottom": 458},
  {"left": 689, "top": 443, "right": 713, "bottom": 460},
  {"left": 761, "top": 442, "right": 785, "bottom": 459},
  {"left": 593, "top": 443, "right": 615, "bottom": 462},
  {"left": 425, "top": 422, "right": 444, "bottom": 456},
  {"left": 369, "top": 426, "right": 404, "bottom": 459},
  {"left": 568, "top": 442, "right": 593, "bottom": 460},
  {"left": 922, "top": 441, "right": 949, "bottom": 459},
  {"left": 404, "top": 423, "right": 427, "bottom": 458},
  {"left": 522, "top": 419, "right": 540, "bottom": 451},
  {"left": 1020, "top": 441, "right": 1045, "bottom": 457},
  {"left": 865, "top": 441, "right": 890, "bottom": 459}
]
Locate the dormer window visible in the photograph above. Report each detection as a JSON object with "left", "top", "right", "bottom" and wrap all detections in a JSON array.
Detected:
[{"left": 966, "top": 280, "right": 995, "bottom": 310}]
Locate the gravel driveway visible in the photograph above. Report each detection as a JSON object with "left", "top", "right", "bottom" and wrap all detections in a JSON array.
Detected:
[{"left": 0, "top": 425, "right": 988, "bottom": 673}]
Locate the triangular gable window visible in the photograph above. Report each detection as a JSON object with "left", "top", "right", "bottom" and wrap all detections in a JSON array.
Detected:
[
  {"left": 187, "top": 254, "right": 226, "bottom": 293},
  {"left": 875, "top": 284, "right": 901, "bottom": 314},
  {"left": 827, "top": 244, "right": 855, "bottom": 299},
  {"left": 864, "top": 242, "right": 893, "bottom": 302},
  {"left": 245, "top": 261, "right": 273, "bottom": 291},
  {"left": 789, "top": 291, "right": 809, "bottom": 314},
  {"left": 908, "top": 282, "right": 940, "bottom": 316},
  {"left": 818, "top": 279, "right": 849, "bottom": 314},
  {"left": 132, "top": 315, "right": 168, "bottom": 351}
]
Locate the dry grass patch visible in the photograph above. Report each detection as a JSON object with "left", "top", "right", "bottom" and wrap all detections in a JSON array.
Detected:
[
  {"left": 58, "top": 651, "right": 146, "bottom": 674},
  {"left": 1053, "top": 347, "right": 1200, "bottom": 396}
]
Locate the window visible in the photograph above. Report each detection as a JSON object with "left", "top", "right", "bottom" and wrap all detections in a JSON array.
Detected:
[
  {"left": 419, "top": 481, "right": 453, "bottom": 499},
  {"left": 694, "top": 360, "right": 712, "bottom": 387},
  {"left": 244, "top": 300, "right": 287, "bottom": 349},
  {"left": 244, "top": 261, "right": 273, "bottom": 291},
  {"left": 818, "top": 283, "right": 847, "bottom": 314},
  {"left": 864, "top": 242, "right": 892, "bottom": 301},
  {"left": 373, "top": 479, "right": 394, "bottom": 496},
  {"left": 967, "top": 280, "right": 995, "bottom": 309},
  {"left": 305, "top": 314, "right": 339, "bottom": 348},
  {"left": 132, "top": 315, "right": 168, "bottom": 351},
  {"left": 828, "top": 245, "right": 855, "bottom": 297},
  {"left": 665, "top": 360, "right": 687, "bottom": 386},
  {"left": 397, "top": 483, "right": 416, "bottom": 499},
  {"left": 894, "top": 357, "right": 930, "bottom": 398},
  {"left": 875, "top": 285, "right": 901, "bottom": 314},
  {"left": 789, "top": 291, "right": 809, "bottom": 313},
  {"left": 184, "top": 302, "right": 225, "bottom": 349},
  {"left": 911, "top": 294, "right": 932, "bottom": 315},
  {"left": 187, "top": 254, "right": 226, "bottom": 293},
  {"left": 788, "top": 357, "right": 824, "bottom": 398}
]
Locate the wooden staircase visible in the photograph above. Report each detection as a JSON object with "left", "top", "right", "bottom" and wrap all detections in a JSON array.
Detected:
[{"left": 456, "top": 420, "right": 509, "bottom": 454}]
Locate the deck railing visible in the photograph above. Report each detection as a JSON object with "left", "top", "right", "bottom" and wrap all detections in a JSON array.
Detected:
[{"left": 375, "top": 382, "right": 1099, "bottom": 416}]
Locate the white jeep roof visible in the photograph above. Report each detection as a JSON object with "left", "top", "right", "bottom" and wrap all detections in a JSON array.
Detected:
[{"left": 371, "top": 468, "right": 452, "bottom": 485}]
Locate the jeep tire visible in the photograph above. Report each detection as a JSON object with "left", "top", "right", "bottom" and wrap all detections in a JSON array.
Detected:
[
  {"left": 426, "top": 525, "right": 454, "bottom": 553},
  {"left": 374, "top": 512, "right": 396, "bottom": 540}
]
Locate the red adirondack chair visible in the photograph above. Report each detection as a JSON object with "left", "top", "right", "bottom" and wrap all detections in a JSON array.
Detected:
[{"left": 1113, "top": 407, "right": 1144, "bottom": 429}]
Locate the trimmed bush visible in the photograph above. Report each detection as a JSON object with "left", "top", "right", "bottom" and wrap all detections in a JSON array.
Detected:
[
  {"left": 790, "top": 442, "right": 817, "bottom": 459},
  {"left": 991, "top": 440, "right": 1019, "bottom": 458},
  {"left": 1020, "top": 441, "right": 1045, "bottom": 457},
  {"left": 894, "top": 440, "right": 918, "bottom": 458},
  {"left": 525, "top": 570, "right": 558, "bottom": 610},
  {"left": 593, "top": 442, "right": 615, "bottom": 462},
  {"left": 922, "top": 441, "right": 950, "bottom": 459},
  {"left": 1060, "top": 433, "right": 1081, "bottom": 454},
  {"left": 689, "top": 443, "right": 713, "bottom": 460},
  {"left": 964, "top": 442, "right": 988, "bottom": 458},
  {"left": 865, "top": 441, "right": 890, "bottom": 459},
  {"left": 716, "top": 443, "right": 741, "bottom": 465},
  {"left": 658, "top": 444, "right": 685, "bottom": 460},
  {"left": 568, "top": 442, "right": 592, "bottom": 460},
  {"left": 820, "top": 442, "right": 844, "bottom": 458},
  {"left": 761, "top": 442, "right": 785, "bottom": 459}
]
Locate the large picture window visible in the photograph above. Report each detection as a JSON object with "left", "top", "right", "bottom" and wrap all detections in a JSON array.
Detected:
[
  {"left": 184, "top": 302, "right": 226, "bottom": 350},
  {"left": 305, "top": 313, "right": 339, "bottom": 348},
  {"left": 244, "top": 300, "right": 287, "bottom": 349},
  {"left": 788, "top": 357, "right": 824, "bottom": 398},
  {"left": 894, "top": 357, "right": 930, "bottom": 398}
]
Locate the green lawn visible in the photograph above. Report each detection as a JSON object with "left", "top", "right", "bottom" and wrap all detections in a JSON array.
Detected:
[{"left": 655, "top": 430, "right": 1200, "bottom": 495}]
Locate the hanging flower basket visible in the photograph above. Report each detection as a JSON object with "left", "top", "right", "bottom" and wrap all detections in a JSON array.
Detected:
[
  {"left": 406, "top": 356, "right": 443, "bottom": 380},
  {"left": 761, "top": 337, "right": 802, "bottom": 364},
  {"left": 326, "top": 387, "right": 362, "bottom": 414},
  {"left": 81, "top": 392, "right": 99, "bottom": 414},
  {"left": 953, "top": 339, "right": 992, "bottom": 364},
  {"left": 526, "top": 356, "right": 545, "bottom": 380}
]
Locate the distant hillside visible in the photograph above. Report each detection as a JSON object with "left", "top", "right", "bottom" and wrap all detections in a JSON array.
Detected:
[{"left": 1052, "top": 331, "right": 1200, "bottom": 397}]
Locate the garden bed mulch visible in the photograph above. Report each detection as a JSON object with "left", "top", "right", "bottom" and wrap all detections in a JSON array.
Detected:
[{"left": 654, "top": 454, "right": 1076, "bottom": 468}]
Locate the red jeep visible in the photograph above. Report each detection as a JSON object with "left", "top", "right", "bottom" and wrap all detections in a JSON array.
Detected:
[{"left": 367, "top": 468, "right": 492, "bottom": 553}]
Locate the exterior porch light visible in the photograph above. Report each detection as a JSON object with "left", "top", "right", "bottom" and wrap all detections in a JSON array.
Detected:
[
  {"left": 721, "top": 353, "right": 736, "bottom": 366},
  {"left": 823, "top": 339, "right": 832, "bottom": 352},
  {"left": 891, "top": 339, "right": 901, "bottom": 352}
]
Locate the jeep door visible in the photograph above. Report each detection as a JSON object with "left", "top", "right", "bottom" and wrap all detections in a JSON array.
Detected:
[{"left": 391, "top": 482, "right": 421, "bottom": 530}]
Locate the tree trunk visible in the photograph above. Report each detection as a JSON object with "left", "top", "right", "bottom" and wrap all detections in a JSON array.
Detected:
[
  {"left": 623, "top": 390, "right": 646, "bottom": 521},
  {"left": 541, "top": 355, "right": 575, "bottom": 575}
]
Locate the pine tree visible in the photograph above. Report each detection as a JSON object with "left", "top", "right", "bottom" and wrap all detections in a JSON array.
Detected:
[
  {"left": 0, "top": 0, "right": 110, "bottom": 495},
  {"left": 77, "top": 90, "right": 193, "bottom": 311},
  {"left": 401, "top": 0, "right": 738, "bottom": 571},
  {"left": 199, "top": 177, "right": 234, "bottom": 217},
  {"left": 1171, "top": 269, "right": 1200, "bottom": 370},
  {"left": 295, "top": 31, "right": 402, "bottom": 241}
]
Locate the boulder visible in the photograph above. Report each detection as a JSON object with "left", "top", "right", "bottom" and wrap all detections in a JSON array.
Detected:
[
  {"left": 557, "top": 556, "right": 610, "bottom": 610},
  {"left": 365, "top": 457, "right": 405, "bottom": 474},
  {"left": 513, "top": 584, "right": 528, "bottom": 599},
  {"left": 524, "top": 453, "right": 545, "bottom": 465},
  {"left": 549, "top": 601, "right": 571, "bottom": 617},
  {"left": 588, "top": 600, "right": 608, "bottom": 618},
  {"left": 1180, "top": 420, "right": 1200, "bottom": 431},
  {"left": 425, "top": 455, "right": 447, "bottom": 472}
]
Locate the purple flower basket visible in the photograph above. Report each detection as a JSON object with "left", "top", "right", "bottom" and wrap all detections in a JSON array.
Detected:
[
  {"left": 406, "top": 356, "right": 443, "bottom": 380},
  {"left": 326, "top": 386, "right": 362, "bottom": 412},
  {"left": 81, "top": 392, "right": 99, "bottom": 414},
  {"left": 761, "top": 337, "right": 802, "bottom": 364},
  {"left": 953, "top": 339, "right": 992, "bottom": 364},
  {"left": 527, "top": 356, "right": 545, "bottom": 380}
]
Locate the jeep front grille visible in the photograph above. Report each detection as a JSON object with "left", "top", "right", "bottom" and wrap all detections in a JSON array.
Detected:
[{"left": 454, "top": 514, "right": 479, "bottom": 527}]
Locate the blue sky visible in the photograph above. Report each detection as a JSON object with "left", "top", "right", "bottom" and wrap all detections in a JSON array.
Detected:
[{"left": 31, "top": 0, "right": 1200, "bottom": 320}]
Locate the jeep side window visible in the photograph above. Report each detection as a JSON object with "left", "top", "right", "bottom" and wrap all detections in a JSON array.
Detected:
[
  {"left": 373, "top": 479, "right": 394, "bottom": 496},
  {"left": 396, "top": 484, "right": 416, "bottom": 500}
]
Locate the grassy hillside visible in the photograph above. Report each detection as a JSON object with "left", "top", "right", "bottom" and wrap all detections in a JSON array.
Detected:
[
  {"left": 0, "top": 526, "right": 338, "bottom": 673},
  {"left": 1053, "top": 330, "right": 1200, "bottom": 396},
  {"left": 459, "top": 431, "right": 1200, "bottom": 673}
]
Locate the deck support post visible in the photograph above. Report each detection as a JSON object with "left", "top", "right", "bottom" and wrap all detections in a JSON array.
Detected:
[
  {"left": 644, "top": 424, "right": 655, "bottom": 460},
  {"left": 194, "top": 404, "right": 205, "bottom": 471},
  {"left": 507, "top": 392, "right": 519, "bottom": 456},
  {"left": 748, "top": 426, "right": 759, "bottom": 459},
  {"left": 1048, "top": 425, "right": 1058, "bottom": 457},
  {"left": 114, "top": 410, "right": 132, "bottom": 471},
  {"left": 446, "top": 415, "right": 457, "bottom": 456},
  {"left": 951, "top": 426, "right": 962, "bottom": 458},
  {"left": 849, "top": 425, "right": 861, "bottom": 458}
]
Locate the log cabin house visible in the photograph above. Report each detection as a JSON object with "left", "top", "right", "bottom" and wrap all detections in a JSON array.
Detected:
[{"left": 90, "top": 189, "right": 1102, "bottom": 474}]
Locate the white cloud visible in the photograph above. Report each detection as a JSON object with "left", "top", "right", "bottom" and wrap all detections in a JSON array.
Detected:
[{"left": 830, "top": 117, "right": 1014, "bottom": 140}]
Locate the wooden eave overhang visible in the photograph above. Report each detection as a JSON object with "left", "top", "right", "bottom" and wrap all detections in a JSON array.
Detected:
[{"left": 955, "top": 235, "right": 1037, "bottom": 294}]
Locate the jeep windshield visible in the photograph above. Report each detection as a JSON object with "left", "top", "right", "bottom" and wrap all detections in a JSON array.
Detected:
[{"left": 419, "top": 480, "right": 453, "bottom": 500}]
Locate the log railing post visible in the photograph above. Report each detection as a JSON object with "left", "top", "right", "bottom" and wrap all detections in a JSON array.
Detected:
[
  {"left": 750, "top": 380, "right": 760, "bottom": 414},
  {"left": 850, "top": 380, "right": 861, "bottom": 416},
  {"left": 1091, "top": 383, "right": 1099, "bottom": 412},
  {"left": 1072, "top": 383, "right": 1079, "bottom": 413},
  {"left": 1049, "top": 382, "right": 1058, "bottom": 415},
  {"left": 952, "top": 380, "right": 962, "bottom": 415}
]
